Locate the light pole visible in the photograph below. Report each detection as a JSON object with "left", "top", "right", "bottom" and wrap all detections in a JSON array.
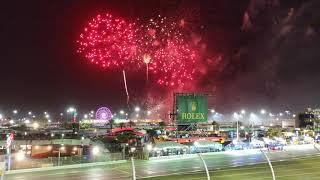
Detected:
[
  {"left": 67, "top": 107, "right": 76, "bottom": 122},
  {"left": 58, "top": 146, "right": 65, "bottom": 166},
  {"left": 234, "top": 112, "right": 240, "bottom": 142}
]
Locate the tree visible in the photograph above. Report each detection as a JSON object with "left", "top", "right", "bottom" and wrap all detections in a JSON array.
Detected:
[
  {"left": 119, "top": 122, "right": 125, "bottom": 129},
  {"left": 211, "top": 121, "right": 220, "bottom": 131},
  {"left": 108, "top": 119, "right": 114, "bottom": 129},
  {"left": 128, "top": 120, "right": 135, "bottom": 127},
  {"left": 266, "top": 128, "right": 282, "bottom": 138},
  {"left": 159, "top": 121, "right": 166, "bottom": 128}
]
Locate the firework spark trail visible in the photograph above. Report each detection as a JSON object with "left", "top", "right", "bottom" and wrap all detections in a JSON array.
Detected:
[{"left": 122, "top": 70, "right": 130, "bottom": 107}]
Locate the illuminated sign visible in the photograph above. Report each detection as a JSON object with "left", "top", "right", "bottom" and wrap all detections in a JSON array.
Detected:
[{"left": 177, "top": 95, "right": 208, "bottom": 123}]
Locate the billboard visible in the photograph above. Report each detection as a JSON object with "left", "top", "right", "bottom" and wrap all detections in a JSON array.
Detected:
[{"left": 176, "top": 95, "right": 208, "bottom": 123}]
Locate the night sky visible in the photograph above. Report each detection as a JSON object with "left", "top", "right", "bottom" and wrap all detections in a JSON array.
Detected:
[{"left": 1, "top": 0, "right": 320, "bottom": 115}]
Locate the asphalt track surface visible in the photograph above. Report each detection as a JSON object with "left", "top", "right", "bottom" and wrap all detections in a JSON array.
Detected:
[{"left": 5, "top": 144, "right": 319, "bottom": 180}]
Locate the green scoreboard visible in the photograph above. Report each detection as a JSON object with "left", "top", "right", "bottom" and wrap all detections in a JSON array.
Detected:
[{"left": 176, "top": 95, "right": 208, "bottom": 124}]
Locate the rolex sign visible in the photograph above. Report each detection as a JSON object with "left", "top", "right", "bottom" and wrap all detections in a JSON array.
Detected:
[{"left": 177, "top": 95, "right": 208, "bottom": 123}]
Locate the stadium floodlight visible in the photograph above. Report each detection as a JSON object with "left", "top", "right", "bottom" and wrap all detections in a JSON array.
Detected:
[{"left": 134, "top": 107, "right": 140, "bottom": 112}]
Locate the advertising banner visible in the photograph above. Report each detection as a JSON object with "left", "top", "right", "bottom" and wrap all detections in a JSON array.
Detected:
[{"left": 177, "top": 95, "right": 208, "bottom": 124}]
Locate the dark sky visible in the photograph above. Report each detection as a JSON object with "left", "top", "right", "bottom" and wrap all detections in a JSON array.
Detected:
[{"left": 0, "top": 0, "right": 320, "bottom": 115}]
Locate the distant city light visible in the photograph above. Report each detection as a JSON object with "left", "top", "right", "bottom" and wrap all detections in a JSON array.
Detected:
[
  {"left": 134, "top": 107, "right": 140, "bottom": 112},
  {"left": 33, "top": 122, "right": 39, "bottom": 129},
  {"left": 146, "top": 144, "right": 152, "bottom": 151},
  {"left": 16, "top": 151, "right": 25, "bottom": 161}
]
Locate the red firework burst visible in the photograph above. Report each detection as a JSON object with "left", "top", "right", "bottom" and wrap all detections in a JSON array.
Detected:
[
  {"left": 77, "top": 14, "right": 137, "bottom": 69},
  {"left": 150, "top": 41, "right": 196, "bottom": 86},
  {"left": 136, "top": 15, "right": 197, "bottom": 87}
]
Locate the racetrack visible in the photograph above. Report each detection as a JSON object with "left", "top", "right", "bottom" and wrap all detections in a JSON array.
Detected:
[{"left": 5, "top": 144, "right": 319, "bottom": 180}]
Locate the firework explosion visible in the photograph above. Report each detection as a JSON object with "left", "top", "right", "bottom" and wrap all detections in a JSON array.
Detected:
[
  {"left": 136, "top": 15, "right": 197, "bottom": 87},
  {"left": 77, "top": 14, "right": 199, "bottom": 87},
  {"left": 77, "top": 14, "right": 137, "bottom": 69}
]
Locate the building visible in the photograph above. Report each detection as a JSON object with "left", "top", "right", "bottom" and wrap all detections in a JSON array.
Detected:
[{"left": 296, "top": 108, "right": 320, "bottom": 128}]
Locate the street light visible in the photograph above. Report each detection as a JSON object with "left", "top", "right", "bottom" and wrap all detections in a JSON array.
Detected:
[
  {"left": 210, "top": 109, "right": 215, "bottom": 113},
  {"left": 147, "top": 111, "right": 151, "bottom": 116},
  {"left": 28, "top": 111, "right": 32, "bottom": 115},
  {"left": 45, "top": 114, "right": 50, "bottom": 119},
  {"left": 13, "top": 110, "right": 18, "bottom": 114},
  {"left": 146, "top": 144, "right": 152, "bottom": 151},
  {"left": 84, "top": 114, "right": 88, "bottom": 119},
  {"left": 92, "top": 146, "right": 100, "bottom": 155},
  {"left": 58, "top": 146, "right": 65, "bottom": 166},
  {"left": 0, "top": 114, "right": 3, "bottom": 119},
  {"left": 120, "top": 110, "right": 125, "bottom": 115},
  {"left": 9, "top": 120, "right": 14, "bottom": 124},
  {"left": 241, "top": 110, "right": 246, "bottom": 114},
  {"left": 260, "top": 109, "right": 266, "bottom": 114}
]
